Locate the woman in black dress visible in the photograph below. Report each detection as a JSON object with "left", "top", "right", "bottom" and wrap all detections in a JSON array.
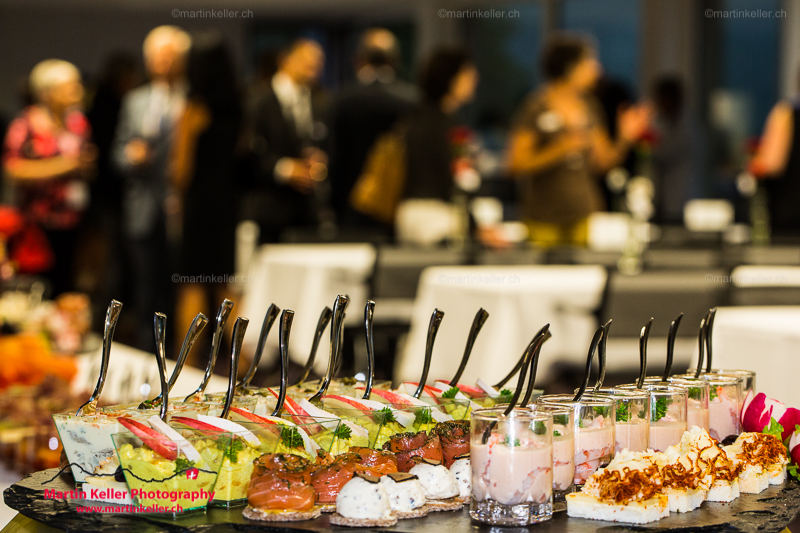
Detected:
[{"left": 172, "top": 31, "right": 242, "bottom": 363}]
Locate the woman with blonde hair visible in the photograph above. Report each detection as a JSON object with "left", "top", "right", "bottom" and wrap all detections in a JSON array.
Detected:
[{"left": 2, "top": 59, "right": 96, "bottom": 294}]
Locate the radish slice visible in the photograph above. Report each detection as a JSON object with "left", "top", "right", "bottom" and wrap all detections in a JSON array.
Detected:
[
  {"left": 118, "top": 417, "right": 177, "bottom": 461},
  {"left": 476, "top": 378, "right": 500, "bottom": 398},
  {"left": 741, "top": 392, "right": 770, "bottom": 433},
  {"left": 741, "top": 389, "right": 755, "bottom": 419},
  {"left": 765, "top": 398, "right": 788, "bottom": 427},
  {"left": 779, "top": 408, "right": 800, "bottom": 441},
  {"left": 197, "top": 415, "right": 260, "bottom": 447},
  {"left": 147, "top": 416, "right": 201, "bottom": 462}
]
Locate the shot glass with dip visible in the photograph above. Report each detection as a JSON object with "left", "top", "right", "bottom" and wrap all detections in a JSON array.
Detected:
[
  {"left": 594, "top": 388, "right": 650, "bottom": 453},
  {"left": 707, "top": 369, "right": 754, "bottom": 401},
  {"left": 630, "top": 384, "right": 687, "bottom": 452},
  {"left": 532, "top": 404, "right": 574, "bottom": 512},
  {"left": 470, "top": 407, "right": 553, "bottom": 526},
  {"left": 702, "top": 374, "right": 743, "bottom": 442},
  {"left": 537, "top": 394, "right": 615, "bottom": 487}
]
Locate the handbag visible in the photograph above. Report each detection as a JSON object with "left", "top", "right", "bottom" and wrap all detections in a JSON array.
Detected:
[{"left": 349, "top": 124, "right": 407, "bottom": 224}]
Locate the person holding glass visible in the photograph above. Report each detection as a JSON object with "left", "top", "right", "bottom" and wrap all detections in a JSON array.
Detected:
[{"left": 506, "top": 34, "right": 650, "bottom": 247}]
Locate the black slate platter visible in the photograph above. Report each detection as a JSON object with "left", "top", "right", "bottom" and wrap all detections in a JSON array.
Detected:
[{"left": 5, "top": 469, "right": 800, "bottom": 533}]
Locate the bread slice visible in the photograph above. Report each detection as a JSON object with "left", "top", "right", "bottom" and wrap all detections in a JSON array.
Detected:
[
  {"left": 317, "top": 503, "right": 337, "bottom": 513},
  {"left": 738, "top": 465, "right": 769, "bottom": 494},
  {"left": 767, "top": 465, "right": 787, "bottom": 485},
  {"left": 394, "top": 505, "right": 430, "bottom": 519},
  {"left": 426, "top": 497, "right": 464, "bottom": 511},
  {"left": 566, "top": 492, "right": 669, "bottom": 524},
  {"left": 706, "top": 479, "right": 739, "bottom": 503},
  {"left": 243, "top": 506, "right": 322, "bottom": 522},
  {"left": 329, "top": 513, "right": 398, "bottom": 527},
  {"left": 664, "top": 487, "right": 706, "bottom": 513}
]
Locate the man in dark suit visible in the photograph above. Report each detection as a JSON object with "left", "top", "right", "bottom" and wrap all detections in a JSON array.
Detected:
[
  {"left": 112, "top": 25, "right": 190, "bottom": 349},
  {"left": 249, "top": 39, "right": 327, "bottom": 243},
  {"left": 328, "top": 28, "right": 417, "bottom": 228}
]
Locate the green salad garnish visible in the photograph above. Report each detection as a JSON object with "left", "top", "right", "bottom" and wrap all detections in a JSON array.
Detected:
[
  {"left": 373, "top": 407, "right": 396, "bottom": 425},
  {"left": 333, "top": 423, "right": 353, "bottom": 440},
  {"left": 653, "top": 397, "right": 671, "bottom": 422},
  {"left": 280, "top": 426, "right": 304, "bottom": 448},
  {"left": 442, "top": 386, "right": 460, "bottom": 399},
  {"left": 414, "top": 407, "right": 433, "bottom": 426}
]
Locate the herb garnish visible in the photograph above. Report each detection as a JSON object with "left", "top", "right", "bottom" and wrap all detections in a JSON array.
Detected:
[
  {"left": 616, "top": 403, "right": 631, "bottom": 422},
  {"left": 333, "top": 424, "right": 352, "bottom": 440},
  {"left": 533, "top": 421, "right": 547, "bottom": 435},
  {"left": 504, "top": 435, "right": 520, "bottom": 447},
  {"left": 175, "top": 457, "right": 194, "bottom": 472},
  {"left": 442, "top": 386, "right": 460, "bottom": 399},
  {"left": 373, "top": 407, "right": 396, "bottom": 425},
  {"left": 554, "top": 430, "right": 561, "bottom": 437},
  {"left": 414, "top": 407, "right": 433, "bottom": 426},
  {"left": 215, "top": 434, "right": 245, "bottom": 463},
  {"left": 280, "top": 426, "right": 304, "bottom": 448},
  {"left": 653, "top": 397, "right": 671, "bottom": 422}
]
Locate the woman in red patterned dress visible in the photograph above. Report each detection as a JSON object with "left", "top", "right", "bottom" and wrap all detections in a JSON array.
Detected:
[{"left": 2, "top": 59, "right": 96, "bottom": 295}]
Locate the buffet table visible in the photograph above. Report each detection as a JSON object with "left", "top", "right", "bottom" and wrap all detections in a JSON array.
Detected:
[
  {"left": 395, "top": 265, "right": 607, "bottom": 384},
  {"left": 3, "top": 468, "right": 799, "bottom": 532}
]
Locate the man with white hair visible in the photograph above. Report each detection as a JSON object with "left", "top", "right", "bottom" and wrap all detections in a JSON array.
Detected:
[
  {"left": 2, "top": 58, "right": 95, "bottom": 294},
  {"left": 112, "top": 25, "right": 190, "bottom": 349}
]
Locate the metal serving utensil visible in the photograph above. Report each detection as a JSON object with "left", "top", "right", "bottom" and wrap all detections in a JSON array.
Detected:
[
  {"left": 412, "top": 308, "right": 445, "bottom": 399},
  {"left": 237, "top": 304, "right": 280, "bottom": 390},
  {"left": 448, "top": 308, "right": 489, "bottom": 386},
  {"left": 270, "top": 310, "right": 294, "bottom": 416},
  {"left": 76, "top": 300, "right": 123, "bottom": 416},
  {"left": 296, "top": 306, "right": 333, "bottom": 386},
  {"left": 220, "top": 317, "right": 249, "bottom": 420},
  {"left": 185, "top": 299, "right": 233, "bottom": 402}
]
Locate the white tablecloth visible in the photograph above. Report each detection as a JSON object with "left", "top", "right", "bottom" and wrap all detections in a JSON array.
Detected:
[
  {"left": 698, "top": 306, "right": 800, "bottom": 405},
  {"left": 395, "top": 265, "right": 608, "bottom": 385},
  {"left": 71, "top": 343, "right": 228, "bottom": 404},
  {"left": 239, "top": 244, "right": 377, "bottom": 372}
]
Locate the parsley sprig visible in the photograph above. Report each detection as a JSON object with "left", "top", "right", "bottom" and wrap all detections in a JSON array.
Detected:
[
  {"left": 373, "top": 407, "right": 396, "bottom": 425},
  {"left": 442, "top": 386, "right": 460, "bottom": 399},
  {"left": 333, "top": 423, "right": 352, "bottom": 440},
  {"left": 653, "top": 397, "right": 671, "bottom": 422},
  {"left": 414, "top": 407, "right": 433, "bottom": 426},
  {"left": 280, "top": 426, "right": 304, "bottom": 449},
  {"left": 174, "top": 457, "right": 195, "bottom": 472}
]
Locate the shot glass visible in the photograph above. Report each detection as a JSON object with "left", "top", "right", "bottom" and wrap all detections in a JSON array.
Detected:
[
  {"left": 471, "top": 407, "right": 553, "bottom": 526},
  {"left": 595, "top": 388, "right": 650, "bottom": 453},
  {"left": 660, "top": 376, "right": 710, "bottom": 431},
  {"left": 622, "top": 384, "right": 686, "bottom": 452},
  {"left": 537, "top": 394, "right": 615, "bottom": 486},
  {"left": 702, "top": 374, "right": 744, "bottom": 442},
  {"left": 708, "top": 369, "right": 755, "bottom": 399},
  {"left": 112, "top": 431, "right": 227, "bottom": 516},
  {"left": 531, "top": 404, "right": 574, "bottom": 512}
]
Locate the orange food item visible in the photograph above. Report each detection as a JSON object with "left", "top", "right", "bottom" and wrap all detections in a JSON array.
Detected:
[
  {"left": 350, "top": 447, "right": 399, "bottom": 476},
  {"left": 248, "top": 471, "right": 316, "bottom": 511},
  {"left": 311, "top": 459, "right": 357, "bottom": 504},
  {"left": 0, "top": 334, "right": 76, "bottom": 390}
]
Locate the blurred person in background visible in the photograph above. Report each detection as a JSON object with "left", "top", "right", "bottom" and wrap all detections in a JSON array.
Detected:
[
  {"left": 650, "top": 76, "right": 701, "bottom": 225},
  {"left": 83, "top": 52, "right": 141, "bottom": 315},
  {"left": 2, "top": 59, "right": 96, "bottom": 295},
  {"left": 112, "top": 25, "right": 190, "bottom": 350},
  {"left": 248, "top": 39, "right": 327, "bottom": 243},
  {"left": 506, "top": 34, "right": 650, "bottom": 247},
  {"left": 328, "top": 28, "right": 416, "bottom": 231},
  {"left": 403, "top": 47, "right": 478, "bottom": 201},
  {"left": 171, "top": 32, "right": 242, "bottom": 365},
  {"left": 749, "top": 66, "right": 800, "bottom": 236}
]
